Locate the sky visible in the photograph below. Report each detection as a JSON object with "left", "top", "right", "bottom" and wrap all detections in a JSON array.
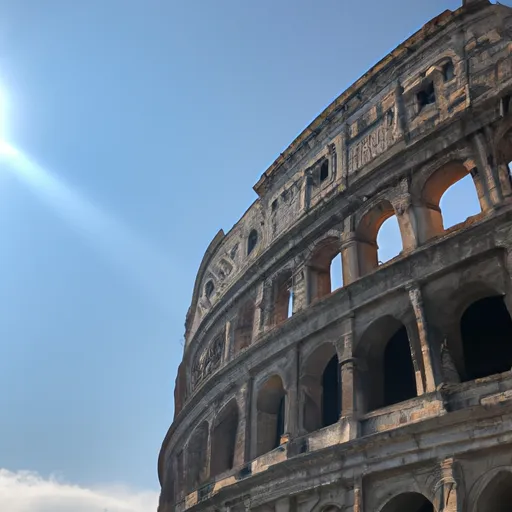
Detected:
[{"left": 0, "top": 0, "right": 499, "bottom": 510}]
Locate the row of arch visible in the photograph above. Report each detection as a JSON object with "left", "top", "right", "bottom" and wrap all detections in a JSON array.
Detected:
[
  {"left": 181, "top": 287, "right": 512, "bottom": 494},
  {"left": 376, "top": 474, "right": 512, "bottom": 512},
  {"left": 228, "top": 158, "right": 494, "bottom": 358}
]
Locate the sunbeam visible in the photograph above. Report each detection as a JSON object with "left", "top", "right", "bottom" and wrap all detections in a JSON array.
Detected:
[{"left": 0, "top": 140, "right": 172, "bottom": 309}]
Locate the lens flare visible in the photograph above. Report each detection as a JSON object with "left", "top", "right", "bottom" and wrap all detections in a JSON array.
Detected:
[{"left": 0, "top": 140, "right": 172, "bottom": 309}]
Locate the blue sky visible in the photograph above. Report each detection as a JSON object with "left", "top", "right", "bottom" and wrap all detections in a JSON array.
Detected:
[{"left": 0, "top": 0, "right": 494, "bottom": 510}]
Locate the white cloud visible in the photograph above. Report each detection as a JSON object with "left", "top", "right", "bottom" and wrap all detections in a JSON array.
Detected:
[{"left": 0, "top": 469, "right": 159, "bottom": 512}]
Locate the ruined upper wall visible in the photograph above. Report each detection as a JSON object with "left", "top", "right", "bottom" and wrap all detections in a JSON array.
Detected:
[{"left": 183, "top": 0, "right": 512, "bottom": 349}]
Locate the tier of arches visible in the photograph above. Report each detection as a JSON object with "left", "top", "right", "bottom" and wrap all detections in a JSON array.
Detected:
[
  {"left": 226, "top": 156, "right": 493, "bottom": 359},
  {"left": 178, "top": 284, "right": 512, "bottom": 497}
]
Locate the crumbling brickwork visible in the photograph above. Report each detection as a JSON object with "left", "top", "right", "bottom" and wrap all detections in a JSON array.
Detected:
[{"left": 158, "top": 1, "right": 512, "bottom": 511}]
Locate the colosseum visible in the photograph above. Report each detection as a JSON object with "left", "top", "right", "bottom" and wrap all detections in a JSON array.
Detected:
[{"left": 158, "top": 1, "right": 512, "bottom": 511}]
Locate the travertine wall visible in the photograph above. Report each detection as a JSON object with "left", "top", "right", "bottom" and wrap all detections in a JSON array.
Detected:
[{"left": 158, "top": 1, "right": 512, "bottom": 511}]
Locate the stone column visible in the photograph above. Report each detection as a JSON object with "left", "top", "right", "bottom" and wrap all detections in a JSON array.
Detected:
[
  {"left": 340, "top": 126, "right": 349, "bottom": 191},
  {"left": 393, "top": 193, "right": 419, "bottom": 252},
  {"left": 234, "top": 380, "right": 252, "bottom": 466},
  {"left": 284, "top": 347, "right": 299, "bottom": 439},
  {"left": 339, "top": 316, "right": 359, "bottom": 440},
  {"left": 341, "top": 232, "right": 360, "bottom": 285},
  {"left": 472, "top": 131, "right": 502, "bottom": 207},
  {"left": 433, "top": 458, "right": 461, "bottom": 512},
  {"left": 353, "top": 476, "right": 363, "bottom": 512},
  {"left": 408, "top": 285, "right": 437, "bottom": 393},
  {"left": 292, "top": 265, "right": 308, "bottom": 313},
  {"left": 242, "top": 377, "right": 254, "bottom": 464},
  {"left": 224, "top": 320, "right": 234, "bottom": 362}
]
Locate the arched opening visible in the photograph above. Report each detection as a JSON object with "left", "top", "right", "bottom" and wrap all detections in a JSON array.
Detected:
[
  {"left": 477, "top": 471, "right": 512, "bottom": 512},
  {"left": 309, "top": 237, "right": 343, "bottom": 302},
  {"left": 210, "top": 400, "right": 239, "bottom": 478},
  {"left": 460, "top": 295, "right": 512, "bottom": 381},
  {"left": 186, "top": 421, "right": 209, "bottom": 492},
  {"left": 233, "top": 299, "right": 255, "bottom": 354},
  {"left": 419, "top": 161, "right": 483, "bottom": 240},
  {"left": 357, "top": 316, "right": 417, "bottom": 413},
  {"left": 383, "top": 326, "right": 417, "bottom": 406},
  {"left": 330, "top": 253, "right": 343, "bottom": 291},
  {"left": 247, "top": 229, "right": 258, "bottom": 255},
  {"left": 381, "top": 493, "right": 434, "bottom": 512},
  {"left": 376, "top": 215, "right": 402, "bottom": 263},
  {"left": 256, "top": 375, "right": 286, "bottom": 457},
  {"left": 302, "top": 343, "right": 341, "bottom": 433},
  {"left": 357, "top": 200, "right": 403, "bottom": 276},
  {"left": 439, "top": 174, "right": 481, "bottom": 229},
  {"left": 205, "top": 280, "right": 215, "bottom": 299},
  {"left": 272, "top": 270, "right": 293, "bottom": 325}
]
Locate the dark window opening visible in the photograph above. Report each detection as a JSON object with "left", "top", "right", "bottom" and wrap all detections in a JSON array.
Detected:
[
  {"left": 383, "top": 326, "right": 417, "bottom": 407},
  {"left": 247, "top": 229, "right": 258, "bottom": 255},
  {"left": 275, "top": 396, "right": 285, "bottom": 448},
  {"left": 320, "top": 160, "right": 329, "bottom": 182},
  {"left": 322, "top": 354, "right": 341, "bottom": 427},
  {"left": 417, "top": 82, "right": 436, "bottom": 111},
  {"left": 442, "top": 61, "right": 455, "bottom": 82},
  {"left": 271, "top": 199, "right": 278, "bottom": 212},
  {"left": 205, "top": 280, "right": 215, "bottom": 299},
  {"left": 460, "top": 296, "right": 512, "bottom": 381}
]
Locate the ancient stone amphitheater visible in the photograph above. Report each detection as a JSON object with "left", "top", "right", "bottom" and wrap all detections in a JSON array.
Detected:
[{"left": 158, "top": 1, "right": 512, "bottom": 511}]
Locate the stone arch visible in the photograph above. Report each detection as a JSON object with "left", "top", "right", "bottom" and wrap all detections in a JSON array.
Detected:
[
  {"left": 308, "top": 236, "right": 343, "bottom": 302},
  {"left": 270, "top": 268, "right": 294, "bottom": 325},
  {"left": 440, "top": 281, "right": 512, "bottom": 382},
  {"left": 210, "top": 399, "right": 239, "bottom": 478},
  {"left": 356, "top": 199, "right": 403, "bottom": 276},
  {"left": 185, "top": 421, "right": 209, "bottom": 493},
  {"left": 301, "top": 342, "right": 341, "bottom": 433},
  {"left": 233, "top": 298, "right": 256, "bottom": 354},
  {"left": 255, "top": 374, "right": 286, "bottom": 457},
  {"left": 418, "top": 160, "right": 484, "bottom": 239},
  {"left": 379, "top": 492, "right": 434, "bottom": 512},
  {"left": 476, "top": 470, "right": 512, "bottom": 512},
  {"left": 468, "top": 466, "right": 512, "bottom": 512},
  {"left": 355, "top": 315, "right": 418, "bottom": 413}
]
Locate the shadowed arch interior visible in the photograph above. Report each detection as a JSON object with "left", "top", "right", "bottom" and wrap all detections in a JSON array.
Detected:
[
  {"left": 256, "top": 375, "right": 286, "bottom": 457},
  {"left": 357, "top": 315, "right": 417, "bottom": 413},
  {"left": 380, "top": 492, "right": 434, "bottom": 512},
  {"left": 460, "top": 295, "right": 512, "bottom": 381},
  {"left": 210, "top": 400, "right": 239, "bottom": 478},
  {"left": 234, "top": 299, "right": 255, "bottom": 354},
  {"left": 186, "top": 421, "right": 209, "bottom": 492},
  {"left": 302, "top": 343, "right": 341, "bottom": 433},
  {"left": 477, "top": 470, "right": 512, "bottom": 512}
]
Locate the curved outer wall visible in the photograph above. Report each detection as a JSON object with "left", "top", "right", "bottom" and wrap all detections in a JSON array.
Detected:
[{"left": 159, "top": 2, "right": 512, "bottom": 512}]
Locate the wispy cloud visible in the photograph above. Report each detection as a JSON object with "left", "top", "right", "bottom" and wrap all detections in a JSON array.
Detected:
[{"left": 0, "top": 469, "right": 159, "bottom": 512}]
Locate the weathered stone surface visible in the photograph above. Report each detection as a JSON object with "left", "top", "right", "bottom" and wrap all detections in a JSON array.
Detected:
[{"left": 158, "top": 2, "right": 512, "bottom": 511}]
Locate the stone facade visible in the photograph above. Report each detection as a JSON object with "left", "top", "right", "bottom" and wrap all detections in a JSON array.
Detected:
[{"left": 158, "top": 1, "right": 512, "bottom": 511}]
